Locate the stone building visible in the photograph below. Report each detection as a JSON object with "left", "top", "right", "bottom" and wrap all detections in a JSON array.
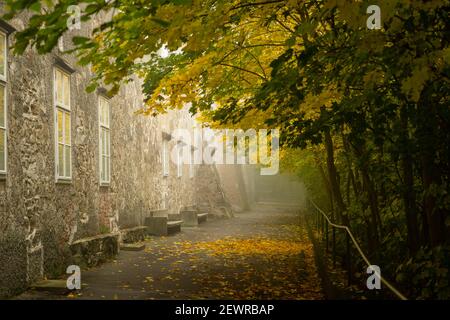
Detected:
[{"left": 0, "top": 12, "right": 240, "bottom": 297}]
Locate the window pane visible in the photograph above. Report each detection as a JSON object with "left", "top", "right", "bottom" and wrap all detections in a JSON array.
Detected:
[
  {"left": 99, "top": 100, "right": 104, "bottom": 125},
  {"left": 105, "top": 103, "right": 109, "bottom": 127},
  {"left": 101, "top": 156, "right": 105, "bottom": 181},
  {"left": 65, "top": 145, "right": 71, "bottom": 177},
  {"left": 106, "top": 130, "right": 110, "bottom": 156},
  {"left": 0, "top": 33, "right": 5, "bottom": 77},
  {"left": 0, "top": 130, "right": 5, "bottom": 171},
  {"left": 64, "top": 112, "right": 70, "bottom": 145},
  {"left": 103, "top": 129, "right": 107, "bottom": 155},
  {"left": 100, "top": 129, "right": 105, "bottom": 155},
  {"left": 163, "top": 141, "right": 169, "bottom": 175},
  {"left": 100, "top": 129, "right": 103, "bottom": 156},
  {"left": 58, "top": 143, "right": 64, "bottom": 176},
  {"left": 0, "top": 85, "right": 4, "bottom": 127},
  {"left": 106, "top": 156, "right": 110, "bottom": 181},
  {"left": 63, "top": 74, "right": 70, "bottom": 107},
  {"left": 56, "top": 70, "right": 63, "bottom": 105},
  {"left": 57, "top": 110, "right": 63, "bottom": 143}
]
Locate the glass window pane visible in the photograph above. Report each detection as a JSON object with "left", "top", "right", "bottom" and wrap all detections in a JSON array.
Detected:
[
  {"left": 99, "top": 100, "right": 104, "bottom": 125},
  {"left": 64, "top": 112, "right": 70, "bottom": 145},
  {"left": 56, "top": 70, "right": 63, "bottom": 105},
  {"left": 101, "top": 156, "right": 106, "bottom": 181},
  {"left": 100, "top": 129, "right": 104, "bottom": 155},
  {"left": 99, "top": 129, "right": 103, "bottom": 156},
  {"left": 63, "top": 74, "right": 70, "bottom": 107},
  {"left": 0, "top": 85, "right": 4, "bottom": 127},
  {"left": 0, "top": 34, "right": 5, "bottom": 77},
  {"left": 58, "top": 143, "right": 64, "bottom": 176},
  {"left": 105, "top": 103, "right": 109, "bottom": 127},
  {"left": 65, "top": 145, "right": 71, "bottom": 177},
  {"left": 103, "top": 129, "right": 107, "bottom": 155},
  {"left": 57, "top": 110, "right": 63, "bottom": 143},
  {"left": 106, "top": 157, "right": 110, "bottom": 181},
  {"left": 0, "top": 130, "right": 5, "bottom": 171},
  {"left": 106, "top": 130, "right": 110, "bottom": 156}
]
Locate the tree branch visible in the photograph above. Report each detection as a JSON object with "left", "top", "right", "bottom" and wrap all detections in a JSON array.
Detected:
[{"left": 219, "top": 63, "right": 267, "bottom": 80}]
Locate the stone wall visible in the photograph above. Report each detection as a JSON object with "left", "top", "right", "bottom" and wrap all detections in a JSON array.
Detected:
[{"left": 0, "top": 13, "right": 228, "bottom": 297}]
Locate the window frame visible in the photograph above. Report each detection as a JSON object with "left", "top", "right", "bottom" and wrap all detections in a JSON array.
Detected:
[
  {"left": 176, "top": 142, "right": 183, "bottom": 178},
  {"left": 98, "top": 96, "right": 111, "bottom": 185},
  {"left": 162, "top": 138, "right": 169, "bottom": 177},
  {"left": 53, "top": 67, "right": 72, "bottom": 182},
  {"left": 0, "top": 30, "right": 7, "bottom": 82},
  {"left": 0, "top": 31, "right": 8, "bottom": 175}
]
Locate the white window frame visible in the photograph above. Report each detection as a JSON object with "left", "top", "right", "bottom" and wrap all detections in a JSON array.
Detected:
[
  {"left": 98, "top": 96, "right": 111, "bottom": 185},
  {"left": 0, "top": 31, "right": 7, "bottom": 82},
  {"left": 176, "top": 142, "right": 183, "bottom": 178},
  {"left": 53, "top": 67, "right": 72, "bottom": 182},
  {"left": 162, "top": 138, "right": 169, "bottom": 177},
  {"left": 0, "top": 31, "right": 7, "bottom": 175}
]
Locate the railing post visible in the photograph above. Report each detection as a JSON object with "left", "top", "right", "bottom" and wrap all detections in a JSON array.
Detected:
[{"left": 346, "top": 233, "right": 352, "bottom": 286}]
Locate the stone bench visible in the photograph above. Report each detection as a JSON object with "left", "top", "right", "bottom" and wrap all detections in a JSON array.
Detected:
[
  {"left": 151, "top": 209, "right": 182, "bottom": 221},
  {"left": 120, "top": 226, "right": 147, "bottom": 243},
  {"left": 144, "top": 209, "right": 183, "bottom": 236},
  {"left": 70, "top": 233, "right": 119, "bottom": 268},
  {"left": 198, "top": 212, "right": 208, "bottom": 223},
  {"left": 180, "top": 208, "right": 209, "bottom": 226}
]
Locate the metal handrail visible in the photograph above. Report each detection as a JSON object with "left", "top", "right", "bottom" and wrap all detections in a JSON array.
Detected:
[{"left": 310, "top": 199, "right": 408, "bottom": 300}]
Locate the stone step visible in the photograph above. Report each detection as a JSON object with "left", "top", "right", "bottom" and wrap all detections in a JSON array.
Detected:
[
  {"left": 30, "top": 279, "right": 71, "bottom": 294},
  {"left": 120, "top": 242, "right": 146, "bottom": 251}
]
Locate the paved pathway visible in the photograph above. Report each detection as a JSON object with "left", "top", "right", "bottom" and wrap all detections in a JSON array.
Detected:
[{"left": 17, "top": 205, "right": 324, "bottom": 300}]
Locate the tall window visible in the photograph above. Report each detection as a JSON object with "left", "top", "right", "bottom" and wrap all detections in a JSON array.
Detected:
[
  {"left": 176, "top": 142, "right": 183, "bottom": 178},
  {"left": 54, "top": 67, "right": 71, "bottom": 180},
  {"left": 162, "top": 138, "right": 169, "bottom": 177},
  {"left": 99, "top": 96, "right": 110, "bottom": 184},
  {"left": 0, "top": 31, "right": 6, "bottom": 174}
]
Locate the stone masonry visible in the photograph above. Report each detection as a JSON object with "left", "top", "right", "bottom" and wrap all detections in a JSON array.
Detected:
[{"left": 0, "top": 11, "right": 244, "bottom": 297}]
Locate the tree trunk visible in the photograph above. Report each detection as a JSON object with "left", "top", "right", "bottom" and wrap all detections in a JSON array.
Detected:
[
  {"left": 417, "top": 97, "right": 446, "bottom": 247},
  {"left": 324, "top": 128, "right": 348, "bottom": 225},
  {"left": 316, "top": 161, "right": 334, "bottom": 219}
]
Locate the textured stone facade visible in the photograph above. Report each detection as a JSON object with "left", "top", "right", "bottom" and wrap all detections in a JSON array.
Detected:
[{"left": 0, "top": 13, "right": 240, "bottom": 297}]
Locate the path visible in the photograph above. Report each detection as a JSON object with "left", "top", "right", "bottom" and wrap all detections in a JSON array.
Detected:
[{"left": 17, "top": 206, "right": 324, "bottom": 300}]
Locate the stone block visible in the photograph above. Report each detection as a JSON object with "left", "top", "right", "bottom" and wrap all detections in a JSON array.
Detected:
[
  {"left": 120, "top": 226, "right": 147, "bottom": 244},
  {"left": 69, "top": 233, "right": 119, "bottom": 268},
  {"left": 0, "top": 233, "right": 28, "bottom": 298},
  {"left": 181, "top": 210, "right": 199, "bottom": 227},
  {"left": 145, "top": 216, "right": 182, "bottom": 236},
  {"left": 31, "top": 279, "right": 71, "bottom": 294},
  {"left": 150, "top": 209, "right": 169, "bottom": 217}
]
